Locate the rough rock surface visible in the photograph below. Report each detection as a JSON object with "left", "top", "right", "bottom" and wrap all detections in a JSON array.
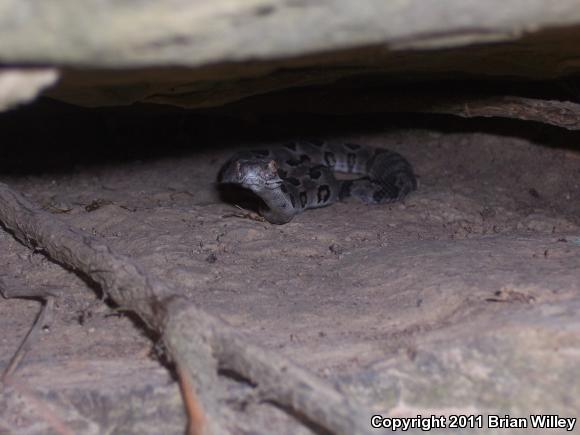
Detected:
[
  {"left": 1, "top": 1, "right": 580, "bottom": 433},
  {"left": 0, "top": 68, "right": 58, "bottom": 111},
  {"left": 2, "top": 0, "right": 580, "bottom": 66},
  {"left": 1, "top": 108, "right": 579, "bottom": 433},
  {"left": 2, "top": 1, "right": 580, "bottom": 109}
]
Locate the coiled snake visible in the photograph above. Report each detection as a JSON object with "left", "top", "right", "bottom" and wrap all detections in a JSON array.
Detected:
[{"left": 219, "top": 140, "right": 416, "bottom": 224}]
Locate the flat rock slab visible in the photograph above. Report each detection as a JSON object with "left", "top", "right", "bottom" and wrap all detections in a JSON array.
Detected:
[
  {"left": 2, "top": 0, "right": 580, "bottom": 66},
  {"left": 3, "top": 1, "right": 580, "bottom": 109}
]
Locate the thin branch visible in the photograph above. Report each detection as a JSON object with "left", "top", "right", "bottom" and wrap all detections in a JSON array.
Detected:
[
  {"left": 176, "top": 362, "right": 208, "bottom": 435},
  {"left": 1, "top": 295, "right": 55, "bottom": 382},
  {"left": 0, "top": 182, "right": 372, "bottom": 435}
]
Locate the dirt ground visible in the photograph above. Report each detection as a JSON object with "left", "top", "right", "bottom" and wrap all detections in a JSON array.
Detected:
[{"left": 1, "top": 105, "right": 580, "bottom": 434}]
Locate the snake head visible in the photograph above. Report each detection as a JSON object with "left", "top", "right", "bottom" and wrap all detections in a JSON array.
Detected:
[{"left": 219, "top": 157, "right": 282, "bottom": 191}]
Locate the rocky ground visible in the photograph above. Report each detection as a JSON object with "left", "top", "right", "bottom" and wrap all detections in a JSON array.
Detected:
[{"left": 1, "top": 105, "right": 580, "bottom": 434}]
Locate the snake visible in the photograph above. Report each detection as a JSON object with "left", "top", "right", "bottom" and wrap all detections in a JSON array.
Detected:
[{"left": 218, "top": 139, "right": 417, "bottom": 224}]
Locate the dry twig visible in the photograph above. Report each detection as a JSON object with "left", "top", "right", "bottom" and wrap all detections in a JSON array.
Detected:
[
  {"left": 0, "top": 182, "right": 371, "bottom": 435},
  {"left": 1, "top": 296, "right": 55, "bottom": 382},
  {"left": 0, "top": 278, "right": 59, "bottom": 381}
]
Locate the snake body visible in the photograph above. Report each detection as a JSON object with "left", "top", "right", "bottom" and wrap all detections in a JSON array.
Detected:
[{"left": 219, "top": 140, "right": 417, "bottom": 224}]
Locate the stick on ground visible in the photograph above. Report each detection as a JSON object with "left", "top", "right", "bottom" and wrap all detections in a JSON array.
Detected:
[
  {"left": 1, "top": 293, "right": 55, "bottom": 382},
  {"left": 0, "top": 182, "right": 372, "bottom": 435}
]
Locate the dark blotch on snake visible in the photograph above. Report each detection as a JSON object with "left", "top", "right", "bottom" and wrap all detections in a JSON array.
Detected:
[
  {"left": 317, "top": 185, "right": 331, "bottom": 203},
  {"left": 309, "top": 168, "right": 322, "bottom": 179},
  {"left": 339, "top": 180, "right": 353, "bottom": 200},
  {"left": 299, "top": 192, "right": 308, "bottom": 208},
  {"left": 287, "top": 155, "right": 310, "bottom": 167},
  {"left": 286, "top": 177, "right": 301, "bottom": 186},
  {"left": 289, "top": 193, "right": 296, "bottom": 208},
  {"left": 324, "top": 152, "right": 336, "bottom": 167},
  {"left": 347, "top": 153, "right": 356, "bottom": 172}
]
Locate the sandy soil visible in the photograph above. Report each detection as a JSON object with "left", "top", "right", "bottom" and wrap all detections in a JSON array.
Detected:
[{"left": 1, "top": 108, "right": 580, "bottom": 434}]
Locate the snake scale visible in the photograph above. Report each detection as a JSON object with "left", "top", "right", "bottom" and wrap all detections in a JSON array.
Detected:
[{"left": 218, "top": 140, "right": 417, "bottom": 224}]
